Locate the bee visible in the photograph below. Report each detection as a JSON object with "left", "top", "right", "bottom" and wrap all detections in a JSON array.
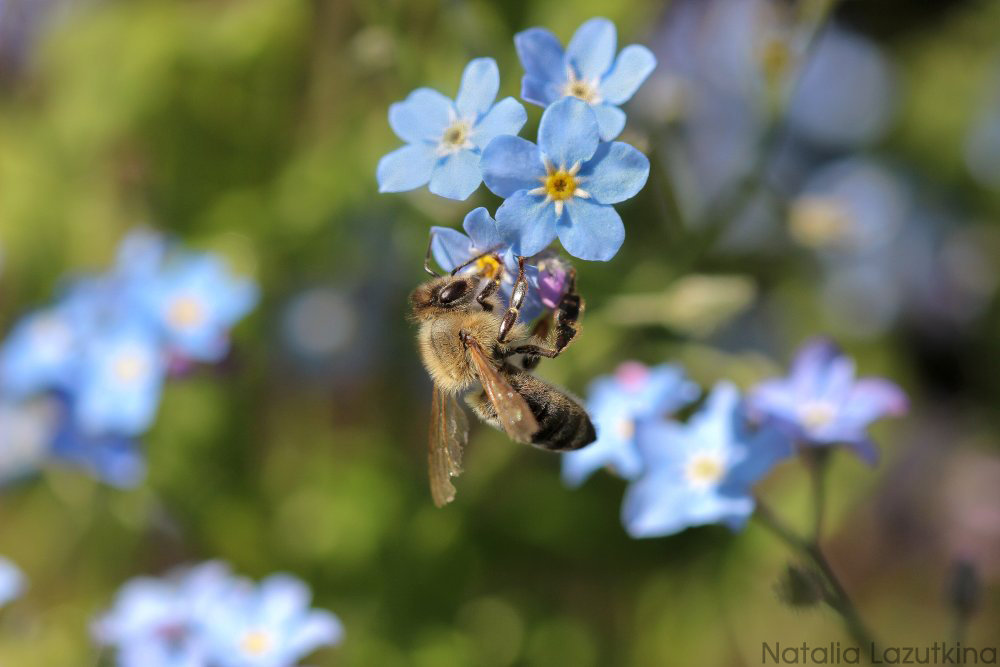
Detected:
[{"left": 410, "top": 245, "right": 597, "bottom": 507}]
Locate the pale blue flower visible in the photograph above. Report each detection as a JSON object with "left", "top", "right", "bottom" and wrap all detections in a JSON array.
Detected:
[
  {"left": 562, "top": 361, "right": 699, "bottom": 487},
  {"left": 202, "top": 573, "right": 343, "bottom": 667},
  {"left": 481, "top": 97, "right": 650, "bottom": 261},
  {"left": 430, "top": 207, "right": 543, "bottom": 320},
  {"left": 73, "top": 322, "right": 166, "bottom": 437},
  {"left": 94, "top": 562, "right": 235, "bottom": 667},
  {"left": 377, "top": 58, "right": 528, "bottom": 200},
  {"left": 139, "top": 252, "right": 258, "bottom": 364},
  {"left": 0, "top": 557, "right": 26, "bottom": 607},
  {"left": 515, "top": 17, "right": 656, "bottom": 140},
  {"left": 51, "top": 415, "right": 146, "bottom": 488},
  {"left": 623, "top": 382, "right": 792, "bottom": 538},
  {"left": 747, "top": 338, "right": 908, "bottom": 464},
  {"left": 0, "top": 305, "right": 82, "bottom": 398}
]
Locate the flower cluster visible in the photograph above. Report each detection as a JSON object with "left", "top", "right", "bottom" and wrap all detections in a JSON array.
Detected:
[
  {"left": 0, "top": 230, "right": 257, "bottom": 487},
  {"left": 565, "top": 339, "right": 907, "bottom": 538},
  {"left": 93, "top": 561, "right": 343, "bottom": 667},
  {"left": 378, "top": 18, "right": 656, "bottom": 314}
]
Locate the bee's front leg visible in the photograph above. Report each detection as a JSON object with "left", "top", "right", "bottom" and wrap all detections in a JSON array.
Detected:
[{"left": 498, "top": 257, "right": 528, "bottom": 343}]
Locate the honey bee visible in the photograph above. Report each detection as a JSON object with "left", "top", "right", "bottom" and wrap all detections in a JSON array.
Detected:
[{"left": 411, "top": 246, "right": 596, "bottom": 507}]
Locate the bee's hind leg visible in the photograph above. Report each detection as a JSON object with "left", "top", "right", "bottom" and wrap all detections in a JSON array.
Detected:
[
  {"left": 509, "top": 267, "right": 583, "bottom": 360},
  {"left": 497, "top": 257, "right": 529, "bottom": 343}
]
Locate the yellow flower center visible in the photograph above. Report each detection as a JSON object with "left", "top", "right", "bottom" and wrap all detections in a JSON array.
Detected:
[
  {"left": 240, "top": 629, "right": 272, "bottom": 656},
  {"left": 544, "top": 169, "right": 578, "bottom": 201},
  {"left": 789, "top": 196, "right": 853, "bottom": 249},
  {"left": 686, "top": 454, "right": 725, "bottom": 487},
  {"left": 562, "top": 70, "right": 602, "bottom": 104},
  {"left": 474, "top": 255, "right": 502, "bottom": 280},
  {"left": 799, "top": 401, "right": 837, "bottom": 430},
  {"left": 615, "top": 418, "right": 635, "bottom": 440},
  {"left": 167, "top": 295, "right": 205, "bottom": 330},
  {"left": 439, "top": 119, "right": 472, "bottom": 154},
  {"left": 113, "top": 352, "right": 148, "bottom": 384}
]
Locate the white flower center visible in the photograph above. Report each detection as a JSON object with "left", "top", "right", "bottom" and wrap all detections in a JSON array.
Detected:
[
  {"left": 562, "top": 68, "right": 602, "bottom": 105},
  {"left": 614, "top": 417, "right": 635, "bottom": 440},
  {"left": 438, "top": 116, "right": 473, "bottom": 156},
  {"left": 527, "top": 158, "right": 591, "bottom": 218},
  {"left": 685, "top": 453, "right": 726, "bottom": 488},
  {"left": 789, "top": 196, "right": 854, "bottom": 249},
  {"left": 799, "top": 400, "right": 837, "bottom": 431}
]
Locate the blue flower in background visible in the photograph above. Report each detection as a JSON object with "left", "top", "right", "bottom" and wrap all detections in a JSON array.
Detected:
[
  {"left": 622, "top": 382, "right": 792, "bottom": 538},
  {"left": 0, "top": 305, "right": 82, "bottom": 397},
  {"left": 481, "top": 97, "right": 650, "bottom": 261},
  {"left": 0, "top": 557, "right": 26, "bottom": 607},
  {"left": 141, "top": 252, "right": 258, "bottom": 364},
  {"left": 202, "top": 574, "right": 344, "bottom": 667},
  {"left": 377, "top": 58, "right": 528, "bottom": 200},
  {"left": 562, "top": 361, "right": 699, "bottom": 487},
  {"left": 431, "top": 207, "right": 543, "bottom": 320},
  {"left": 94, "top": 562, "right": 235, "bottom": 667},
  {"left": 747, "top": 338, "right": 908, "bottom": 464},
  {"left": 515, "top": 17, "right": 657, "bottom": 140},
  {"left": 52, "top": 410, "right": 147, "bottom": 488},
  {"left": 74, "top": 323, "right": 166, "bottom": 437}
]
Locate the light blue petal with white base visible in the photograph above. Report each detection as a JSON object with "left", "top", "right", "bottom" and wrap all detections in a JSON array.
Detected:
[
  {"left": 566, "top": 18, "right": 617, "bottom": 80},
  {"left": 578, "top": 141, "right": 650, "bottom": 204},
  {"left": 471, "top": 97, "right": 527, "bottom": 150},
  {"left": 455, "top": 58, "right": 500, "bottom": 118},
  {"left": 481, "top": 135, "right": 545, "bottom": 197},
  {"left": 538, "top": 98, "right": 599, "bottom": 167},
  {"left": 388, "top": 88, "right": 452, "bottom": 144},
  {"left": 376, "top": 144, "right": 438, "bottom": 193},
  {"left": 495, "top": 191, "right": 559, "bottom": 257},
  {"left": 559, "top": 198, "right": 624, "bottom": 261},
  {"left": 429, "top": 150, "right": 482, "bottom": 200},
  {"left": 599, "top": 44, "right": 658, "bottom": 105}
]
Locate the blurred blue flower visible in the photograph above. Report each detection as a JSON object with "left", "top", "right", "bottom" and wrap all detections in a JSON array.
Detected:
[
  {"left": 0, "top": 305, "right": 82, "bottom": 397},
  {"left": 482, "top": 97, "right": 650, "bottom": 261},
  {"left": 94, "top": 562, "right": 235, "bottom": 667},
  {"left": 96, "top": 563, "right": 343, "bottom": 667},
  {"left": 748, "top": 338, "right": 908, "bottom": 464},
  {"left": 74, "top": 323, "right": 166, "bottom": 437},
  {"left": 140, "top": 252, "right": 258, "bottom": 364},
  {"left": 622, "top": 382, "right": 792, "bottom": 538},
  {"left": 52, "top": 412, "right": 146, "bottom": 488},
  {"left": 562, "top": 361, "right": 699, "bottom": 487},
  {"left": 202, "top": 574, "right": 344, "bottom": 667},
  {"left": 430, "top": 207, "right": 543, "bottom": 320},
  {"left": 515, "top": 17, "right": 656, "bottom": 140},
  {"left": 0, "top": 556, "right": 26, "bottom": 607},
  {"left": 377, "top": 58, "right": 527, "bottom": 200}
]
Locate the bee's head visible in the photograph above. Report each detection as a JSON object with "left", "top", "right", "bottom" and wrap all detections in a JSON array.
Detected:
[{"left": 410, "top": 275, "right": 481, "bottom": 320}]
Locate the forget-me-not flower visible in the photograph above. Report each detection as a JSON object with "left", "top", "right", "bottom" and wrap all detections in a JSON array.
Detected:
[
  {"left": 623, "top": 382, "right": 792, "bottom": 538},
  {"left": 377, "top": 58, "right": 528, "bottom": 200},
  {"left": 562, "top": 361, "right": 699, "bottom": 487},
  {"left": 201, "top": 573, "right": 344, "bottom": 667},
  {"left": 0, "top": 305, "right": 81, "bottom": 398},
  {"left": 515, "top": 17, "right": 657, "bottom": 140},
  {"left": 0, "top": 557, "right": 26, "bottom": 607},
  {"left": 51, "top": 414, "right": 146, "bottom": 488},
  {"left": 431, "top": 207, "right": 543, "bottom": 320},
  {"left": 93, "top": 561, "right": 235, "bottom": 667},
  {"left": 747, "top": 338, "right": 908, "bottom": 464},
  {"left": 140, "top": 252, "right": 258, "bottom": 364},
  {"left": 481, "top": 97, "right": 650, "bottom": 261}
]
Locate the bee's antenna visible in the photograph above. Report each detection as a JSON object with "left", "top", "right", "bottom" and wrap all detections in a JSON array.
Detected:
[
  {"left": 449, "top": 247, "right": 502, "bottom": 276},
  {"left": 424, "top": 233, "right": 442, "bottom": 278}
]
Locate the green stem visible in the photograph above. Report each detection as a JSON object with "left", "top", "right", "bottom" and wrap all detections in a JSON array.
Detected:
[{"left": 754, "top": 499, "right": 878, "bottom": 656}]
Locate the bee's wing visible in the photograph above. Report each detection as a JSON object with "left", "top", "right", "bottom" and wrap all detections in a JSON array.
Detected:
[
  {"left": 465, "top": 335, "right": 539, "bottom": 444},
  {"left": 429, "top": 385, "right": 468, "bottom": 507}
]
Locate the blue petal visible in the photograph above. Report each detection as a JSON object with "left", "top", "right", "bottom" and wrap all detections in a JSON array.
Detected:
[
  {"left": 388, "top": 88, "right": 453, "bottom": 144},
  {"left": 559, "top": 198, "right": 624, "bottom": 261},
  {"left": 566, "top": 18, "right": 617, "bottom": 80},
  {"left": 430, "top": 226, "right": 474, "bottom": 272},
  {"left": 520, "top": 75, "right": 562, "bottom": 108},
  {"left": 455, "top": 57, "right": 500, "bottom": 119},
  {"left": 592, "top": 103, "right": 627, "bottom": 141},
  {"left": 514, "top": 27, "right": 566, "bottom": 84},
  {"left": 599, "top": 44, "right": 657, "bottom": 105},
  {"left": 579, "top": 141, "right": 649, "bottom": 204},
  {"left": 538, "top": 97, "right": 600, "bottom": 167},
  {"left": 495, "top": 191, "right": 559, "bottom": 257},
  {"left": 481, "top": 135, "right": 545, "bottom": 198},
  {"left": 471, "top": 97, "right": 527, "bottom": 150},
  {"left": 428, "top": 149, "right": 482, "bottom": 200},
  {"left": 462, "top": 207, "right": 503, "bottom": 251},
  {"left": 376, "top": 144, "right": 438, "bottom": 193}
]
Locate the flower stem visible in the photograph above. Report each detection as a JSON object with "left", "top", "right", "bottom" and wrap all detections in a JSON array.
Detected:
[{"left": 754, "top": 499, "right": 878, "bottom": 656}]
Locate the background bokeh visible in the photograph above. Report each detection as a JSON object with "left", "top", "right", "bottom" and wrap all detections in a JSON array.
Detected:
[{"left": 1, "top": 0, "right": 999, "bottom": 664}]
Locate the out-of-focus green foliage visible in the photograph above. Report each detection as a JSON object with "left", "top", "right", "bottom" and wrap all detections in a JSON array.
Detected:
[{"left": 0, "top": 0, "right": 999, "bottom": 665}]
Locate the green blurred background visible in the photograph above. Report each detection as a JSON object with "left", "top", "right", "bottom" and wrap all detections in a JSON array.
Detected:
[{"left": 1, "top": 0, "right": 999, "bottom": 664}]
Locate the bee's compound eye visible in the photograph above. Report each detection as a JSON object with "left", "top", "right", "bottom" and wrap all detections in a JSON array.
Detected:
[{"left": 438, "top": 280, "right": 468, "bottom": 304}]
